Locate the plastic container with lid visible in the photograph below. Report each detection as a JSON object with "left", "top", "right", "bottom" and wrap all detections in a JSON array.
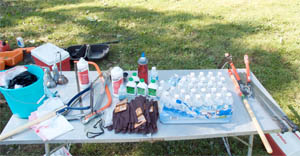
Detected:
[
  {"left": 126, "top": 77, "right": 136, "bottom": 95},
  {"left": 132, "top": 72, "right": 139, "bottom": 84},
  {"left": 137, "top": 78, "right": 147, "bottom": 96},
  {"left": 111, "top": 66, "right": 124, "bottom": 97},
  {"left": 31, "top": 43, "right": 70, "bottom": 71},
  {"left": 148, "top": 79, "right": 158, "bottom": 98}
]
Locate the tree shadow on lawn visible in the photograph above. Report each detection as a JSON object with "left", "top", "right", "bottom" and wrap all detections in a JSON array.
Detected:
[{"left": 0, "top": 2, "right": 299, "bottom": 156}]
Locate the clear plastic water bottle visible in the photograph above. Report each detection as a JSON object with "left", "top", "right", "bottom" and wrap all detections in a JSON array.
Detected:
[
  {"left": 208, "top": 71, "right": 213, "bottom": 77},
  {"left": 159, "top": 80, "right": 165, "bottom": 89},
  {"left": 180, "top": 89, "right": 186, "bottom": 99},
  {"left": 205, "top": 94, "right": 213, "bottom": 110},
  {"left": 161, "top": 91, "right": 170, "bottom": 108},
  {"left": 150, "top": 66, "right": 159, "bottom": 82},
  {"left": 221, "top": 87, "right": 228, "bottom": 96},
  {"left": 188, "top": 82, "right": 194, "bottom": 90},
  {"left": 179, "top": 76, "right": 187, "bottom": 84},
  {"left": 157, "top": 86, "right": 163, "bottom": 99},
  {"left": 118, "top": 83, "right": 127, "bottom": 100},
  {"left": 201, "top": 88, "right": 206, "bottom": 94},
  {"left": 191, "top": 77, "right": 197, "bottom": 83},
  {"left": 184, "top": 95, "right": 192, "bottom": 107},
  {"left": 225, "top": 92, "right": 234, "bottom": 106},
  {"left": 215, "top": 93, "right": 223, "bottom": 109},
  {"left": 211, "top": 87, "right": 217, "bottom": 94},
  {"left": 207, "top": 80, "right": 213, "bottom": 88},
  {"left": 217, "top": 71, "right": 223, "bottom": 77},
  {"left": 217, "top": 81, "right": 223, "bottom": 88},
  {"left": 200, "top": 76, "right": 206, "bottom": 83},
  {"left": 190, "top": 88, "right": 196, "bottom": 97},
  {"left": 198, "top": 72, "right": 204, "bottom": 78},
  {"left": 195, "top": 94, "right": 202, "bottom": 107},
  {"left": 220, "top": 76, "right": 226, "bottom": 82}
]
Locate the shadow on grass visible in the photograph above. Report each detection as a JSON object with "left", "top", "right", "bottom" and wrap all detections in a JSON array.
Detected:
[{"left": 0, "top": 1, "right": 299, "bottom": 155}]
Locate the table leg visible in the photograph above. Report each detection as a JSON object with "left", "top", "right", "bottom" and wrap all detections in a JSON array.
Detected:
[
  {"left": 45, "top": 143, "right": 50, "bottom": 156},
  {"left": 247, "top": 135, "right": 254, "bottom": 156},
  {"left": 222, "top": 137, "right": 232, "bottom": 156}
]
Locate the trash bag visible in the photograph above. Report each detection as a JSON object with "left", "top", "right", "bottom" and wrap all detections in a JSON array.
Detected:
[{"left": 8, "top": 71, "right": 37, "bottom": 89}]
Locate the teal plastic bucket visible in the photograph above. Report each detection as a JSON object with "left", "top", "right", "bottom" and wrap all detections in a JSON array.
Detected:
[{"left": 0, "top": 65, "right": 44, "bottom": 118}]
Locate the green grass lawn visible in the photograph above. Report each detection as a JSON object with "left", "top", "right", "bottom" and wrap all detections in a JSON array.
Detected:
[{"left": 1, "top": 0, "right": 300, "bottom": 155}]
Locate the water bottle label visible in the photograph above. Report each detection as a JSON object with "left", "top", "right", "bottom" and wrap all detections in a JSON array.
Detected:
[
  {"left": 126, "top": 86, "right": 135, "bottom": 94},
  {"left": 137, "top": 87, "right": 145, "bottom": 95},
  {"left": 148, "top": 88, "right": 156, "bottom": 96}
]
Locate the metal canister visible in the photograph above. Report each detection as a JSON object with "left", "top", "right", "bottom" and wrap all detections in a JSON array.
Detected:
[{"left": 16, "top": 37, "right": 25, "bottom": 48}]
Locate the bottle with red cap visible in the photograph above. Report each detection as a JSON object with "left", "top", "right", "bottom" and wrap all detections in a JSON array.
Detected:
[
  {"left": 138, "top": 52, "right": 148, "bottom": 84},
  {"left": 0, "top": 40, "right": 10, "bottom": 52}
]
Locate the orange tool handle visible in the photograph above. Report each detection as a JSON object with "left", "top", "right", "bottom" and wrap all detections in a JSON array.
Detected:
[
  {"left": 74, "top": 61, "right": 112, "bottom": 120},
  {"left": 229, "top": 62, "right": 241, "bottom": 81},
  {"left": 228, "top": 68, "right": 273, "bottom": 154},
  {"left": 244, "top": 54, "right": 251, "bottom": 83},
  {"left": 228, "top": 69, "right": 242, "bottom": 97}
]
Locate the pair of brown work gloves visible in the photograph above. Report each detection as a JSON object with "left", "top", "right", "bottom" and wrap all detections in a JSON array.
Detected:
[{"left": 107, "top": 96, "right": 159, "bottom": 134}]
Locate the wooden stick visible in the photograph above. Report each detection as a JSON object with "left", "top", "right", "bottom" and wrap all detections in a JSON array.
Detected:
[
  {"left": 0, "top": 105, "right": 66, "bottom": 141},
  {"left": 228, "top": 69, "right": 273, "bottom": 154}
]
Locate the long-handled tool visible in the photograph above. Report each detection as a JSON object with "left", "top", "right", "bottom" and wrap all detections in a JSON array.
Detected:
[
  {"left": 73, "top": 61, "right": 112, "bottom": 124},
  {"left": 252, "top": 83, "right": 299, "bottom": 133},
  {"left": 0, "top": 61, "right": 112, "bottom": 141},
  {"left": 228, "top": 69, "right": 273, "bottom": 154},
  {"left": 0, "top": 85, "right": 93, "bottom": 141},
  {"left": 243, "top": 55, "right": 289, "bottom": 133},
  {"left": 220, "top": 53, "right": 290, "bottom": 133}
]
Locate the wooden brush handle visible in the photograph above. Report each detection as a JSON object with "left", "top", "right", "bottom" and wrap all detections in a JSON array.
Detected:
[{"left": 0, "top": 105, "right": 66, "bottom": 141}]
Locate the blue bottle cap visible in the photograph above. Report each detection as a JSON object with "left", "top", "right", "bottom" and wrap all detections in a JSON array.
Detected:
[{"left": 141, "top": 52, "right": 145, "bottom": 57}]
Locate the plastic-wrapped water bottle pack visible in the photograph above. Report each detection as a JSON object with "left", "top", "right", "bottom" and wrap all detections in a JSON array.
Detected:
[{"left": 159, "top": 71, "right": 233, "bottom": 124}]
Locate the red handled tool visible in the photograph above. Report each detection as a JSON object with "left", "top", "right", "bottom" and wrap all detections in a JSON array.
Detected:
[{"left": 228, "top": 69, "right": 273, "bottom": 154}]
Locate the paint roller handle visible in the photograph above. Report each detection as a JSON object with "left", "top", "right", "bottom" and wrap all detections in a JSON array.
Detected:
[{"left": 283, "top": 116, "right": 299, "bottom": 132}]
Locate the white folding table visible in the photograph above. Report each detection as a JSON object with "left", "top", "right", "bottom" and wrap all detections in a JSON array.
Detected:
[{"left": 0, "top": 70, "right": 283, "bottom": 155}]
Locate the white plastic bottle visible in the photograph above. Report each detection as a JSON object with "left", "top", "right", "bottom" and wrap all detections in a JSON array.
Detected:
[
  {"left": 225, "top": 92, "right": 234, "bottom": 106},
  {"left": 148, "top": 79, "right": 158, "bottom": 98},
  {"left": 111, "top": 66, "right": 124, "bottom": 97},
  {"left": 205, "top": 94, "right": 213, "bottom": 111},
  {"left": 157, "top": 86, "right": 163, "bottom": 99},
  {"left": 214, "top": 93, "right": 223, "bottom": 110},
  {"left": 137, "top": 78, "right": 148, "bottom": 96},
  {"left": 184, "top": 95, "right": 192, "bottom": 107},
  {"left": 195, "top": 94, "right": 202, "bottom": 107},
  {"left": 77, "top": 57, "right": 90, "bottom": 90},
  {"left": 126, "top": 77, "right": 136, "bottom": 96},
  {"left": 150, "top": 66, "right": 159, "bottom": 82},
  {"left": 132, "top": 72, "right": 139, "bottom": 84}
]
